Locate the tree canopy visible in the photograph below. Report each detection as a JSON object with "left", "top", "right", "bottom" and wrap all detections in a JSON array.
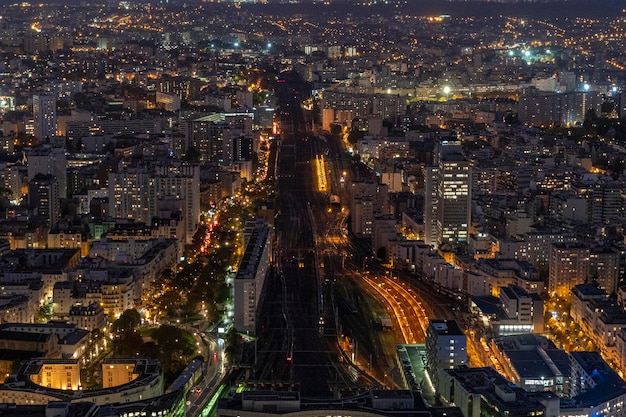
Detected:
[{"left": 112, "top": 309, "right": 141, "bottom": 333}]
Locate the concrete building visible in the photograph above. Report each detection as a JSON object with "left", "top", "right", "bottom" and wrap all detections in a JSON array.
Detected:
[
  {"left": 0, "top": 294, "right": 36, "bottom": 324},
  {"left": 499, "top": 284, "right": 544, "bottom": 335},
  {"left": 28, "top": 174, "right": 60, "bottom": 227},
  {"left": 570, "top": 284, "right": 607, "bottom": 326},
  {"left": 100, "top": 275, "right": 136, "bottom": 318},
  {"left": 68, "top": 303, "right": 107, "bottom": 332},
  {"left": 372, "top": 214, "right": 397, "bottom": 263},
  {"left": 562, "top": 351, "right": 626, "bottom": 417},
  {"left": 395, "top": 240, "right": 432, "bottom": 273},
  {"left": 0, "top": 162, "right": 25, "bottom": 200},
  {"left": 518, "top": 88, "right": 602, "bottom": 126},
  {"left": 57, "top": 239, "right": 178, "bottom": 317},
  {"left": 32, "top": 95, "right": 57, "bottom": 142},
  {"left": 0, "top": 323, "right": 89, "bottom": 360},
  {"left": 218, "top": 389, "right": 462, "bottom": 417},
  {"left": 436, "top": 143, "right": 471, "bottom": 246},
  {"left": 321, "top": 89, "right": 406, "bottom": 120},
  {"left": 234, "top": 220, "right": 271, "bottom": 335},
  {"left": 108, "top": 163, "right": 200, "bottom": 244},
  {"left": 47, "top": 226, "right": 87, "bottom": 256},
  {"left": 568, "top": 283, "right": 626, "bottom": 369},
  {"left": 471, "top": 286, "right": 544, "bottom": 339},
  {"left": 52, "top": 270, "right": 139, "bottom": 319},
  {"left": 155, "top": 91, "right": 181, "bottom": 111},
  {"left": 424, "top": 140, "right": 471, "bottom": 248},
  {"left": 438, "top": 367, "right": 549, "bottom": 417},
  {"left": 426, "top": 319, "right": 467, "bottom": 389},
  {"left": 185, "top": 113, "right": 254, "bottom": 164},
  {"left": 589, "top": 246, "right": 620, "bottom": 295},
  {"left": 28, "top": 359, "right": 81, "bottom": 390},
  {"left": 0, "top": 402, "right": 99, "bottom": 417},
  {"left": 0, "top": 358, "right": 163, "bottom": 406},
  {"left": 473, "top": 258, "right": 543, "bottom": 296},
  {"left": 590, "top": 181, "right": 623, "bottom": 223},
  {"left": 548, "top": 243, "right": 590, "bottom": 297},
  {"left": 0, "top": 248, "right": 81, "bottom": 303},
  {"left": 27, "top": 146, "right": 67, "bottom": 199},
  {"left": 90, "top": 238, "right": 156, "bottom": 262},
  {"left": 422, "top": 165, "right": 439, "bottom": 247},
  {"left": 349, "top": 181, "right": 389, "bottom": 238},
  {"left": 66, "top": 119, "right": 160, "bottom": 143},
  {"left": 157, "top": 76, "right": 202, "bottom": 101},
  {"left": 470, "top": 284, "right": 545, "bottom": 337},
  {"left": 513, "top": 229, "right": 576, "bottom": 269},
  {"left": 492, "top": 334, "right": 570, "bottom": 396}
]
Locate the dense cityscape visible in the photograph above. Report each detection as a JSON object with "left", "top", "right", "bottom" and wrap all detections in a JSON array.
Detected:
[{"left": 0, "top": 0, "right": 626, "bottom": 416}]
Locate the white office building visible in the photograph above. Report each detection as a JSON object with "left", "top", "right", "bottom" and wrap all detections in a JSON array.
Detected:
[
  {"left": 234, "top": 220, "right": 271, "bottom": 336},
  {"left": 426, "top": 319, "right": 467, "bottom": 389}
]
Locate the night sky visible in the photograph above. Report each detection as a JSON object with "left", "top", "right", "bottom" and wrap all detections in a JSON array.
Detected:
[
  {"left": 249, "top": 0, "right": 624, "bottom": 19},
  {"left": 0, "top": 0, "right": 623, "bottom": 18}
]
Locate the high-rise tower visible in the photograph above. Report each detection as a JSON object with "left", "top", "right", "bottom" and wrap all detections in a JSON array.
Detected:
[
  {"left": 33, "top": 94, "right": 57, "bottom": 141},
  {"left": 27, "top": 146, "right": 67, "bottom": 199},
  {"left": 108, "top": 163, "right": 200, "bottom": 244}
]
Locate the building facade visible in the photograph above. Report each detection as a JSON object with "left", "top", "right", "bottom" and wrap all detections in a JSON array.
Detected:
[
  {"left": 424, "top": 140, "right": 471, "bottom": 247},
  {"left": 33, "top": 94, "right": 57, "bottom": 142},
  {"left": 426, "top": 319, "right": 467, "bottom": 389},
  {"left": 234, "top": 220, "right": 271, "bottom": 336},
  {"left": 109, "top": 163, "right": 200, "bottom": 244},
  {"left": 548, "top": 243, "right": 590, "bottom": 297}
]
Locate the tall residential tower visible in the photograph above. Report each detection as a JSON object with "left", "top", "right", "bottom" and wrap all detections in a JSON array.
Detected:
[
  {"left": 423, "top": 139, "right": 471, "bottom": 247},
  {"left": 33, "top": 94, "right": 57, "bottom": 141},
  {"left": 108, "top": 162, "right": 200, "bottom": 244}
]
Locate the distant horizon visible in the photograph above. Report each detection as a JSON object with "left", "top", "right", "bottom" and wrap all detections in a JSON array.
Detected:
[
  {"left": 0, "top": 0, "right": 623, "bottom": 19},
  {"left": 252, "top": 0, "right": 624, "bottom": 19}
]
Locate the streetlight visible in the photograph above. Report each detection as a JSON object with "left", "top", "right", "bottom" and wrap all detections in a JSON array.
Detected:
[{"left": 443, "top": 86, "right": 451, "bottom": 101}]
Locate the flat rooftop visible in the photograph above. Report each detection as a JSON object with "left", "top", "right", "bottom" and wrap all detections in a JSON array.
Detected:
[
  {"left": 370, "top": 389, "right": 413, "bottom": 399},
  {"left": 429, "top": 319, "right": 464, "bottom": 336},
  {"left": 505, "top": 349, "right": 555, "bottom": 379}
]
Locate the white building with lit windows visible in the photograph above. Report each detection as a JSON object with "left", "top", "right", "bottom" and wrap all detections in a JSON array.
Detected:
[
  {"left": 425, "top": 319, "right": 467, "bottom": 390},
  {"left": 234, "top": 220, "right": 271, "bottom": 336},
  {"left": 475, "top": 284, "right": 545, "bottom": 336},
  {"left": 108, "top": 163, "right": 200, "bottom": 244},
  {"left": 437, "top": 147, "right": 471, "bottom": 246},
  {"left": 548, "top": 242, "right": 590, "bottom": 297},
  {"left": 424, "top": 140, "right": 471, "bottom": 248}
]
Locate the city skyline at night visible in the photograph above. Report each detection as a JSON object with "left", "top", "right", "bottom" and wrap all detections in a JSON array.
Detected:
[{"left": 0, "top": 0, "right": 626, "bottom": 416}]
